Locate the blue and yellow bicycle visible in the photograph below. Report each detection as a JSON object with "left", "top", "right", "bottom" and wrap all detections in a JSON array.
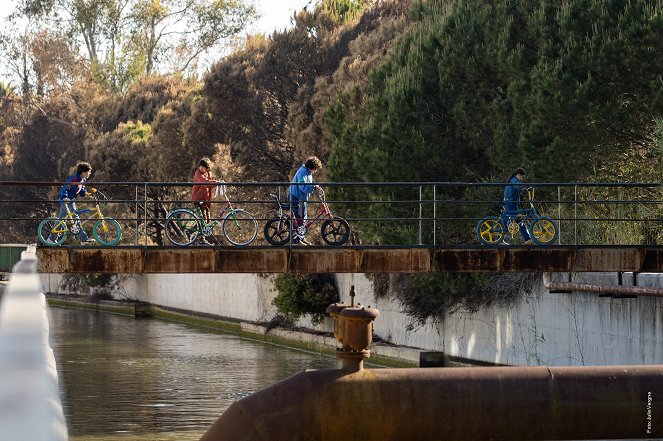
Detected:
[
  {"left": 37, "top": 188, "right": 122, "bottom": 246},
  {"left": 476, "top": 187, "right": 558, "bottom": 246}
]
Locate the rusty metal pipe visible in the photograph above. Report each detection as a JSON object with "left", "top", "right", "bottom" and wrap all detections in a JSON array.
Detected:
[
  {"left": 543, "top": 272, "right": 663, "bottom": 297},
  {"left": 199, "top": 365, "right": 663, "bottom": 441}
]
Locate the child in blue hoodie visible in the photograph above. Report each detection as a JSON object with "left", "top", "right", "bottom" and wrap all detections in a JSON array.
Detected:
[
  {"left": 287, "top": 156, "right": 322, "bottom": 244},
  {"left": 501, "top": 167, "right": 531, "bottom": 244},
  {"left": 55, "top": 162, "right": 94, "bottom": 243}
]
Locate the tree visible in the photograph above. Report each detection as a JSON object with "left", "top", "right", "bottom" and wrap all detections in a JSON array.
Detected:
[
  {"left": 325, "top": 0, "right": 663, "bottom": 246},
  {"left": 128, "top": 0, "right": 258, "bottom": 75},
  {"left": 13, "top": 0, "right": 258, "bottom": 91},
  {"left": 287, "top": 0, "right": 413, "bottom": 173}
]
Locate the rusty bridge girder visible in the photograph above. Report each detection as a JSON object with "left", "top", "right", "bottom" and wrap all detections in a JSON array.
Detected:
[{"left": 1, "top": 245, "right": 659, "bottom": 274}]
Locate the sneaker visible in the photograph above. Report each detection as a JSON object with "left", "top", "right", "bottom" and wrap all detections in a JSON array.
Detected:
[
  {"left": 292, "top": 235, "right": 309, "bottom": 245},
  {"left": 80, "top": 238, "right": 96, "bottom": 245},
  {"left": 524, "top": 239, "right": 533, "bottom": 245}
]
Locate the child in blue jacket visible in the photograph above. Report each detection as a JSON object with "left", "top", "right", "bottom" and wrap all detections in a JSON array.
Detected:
[
  {"left": 501, "top": 168, "right": 531, "bottom": 244},
  {"left": 55, "top": 162, "right": 94, "bottom": 243},
  {"left": 287, "top": 156, "right": 322, "bottom": 244}
]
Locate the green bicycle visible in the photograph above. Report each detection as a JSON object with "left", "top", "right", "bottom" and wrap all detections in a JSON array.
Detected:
[
  {"left": 37, "top": 188, "right": 122, "bottom": 246},
  {"left": 164, "top": 193, "right": 258, "bottom": 246}
]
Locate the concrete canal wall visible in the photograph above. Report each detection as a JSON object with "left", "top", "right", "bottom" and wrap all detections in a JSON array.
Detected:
[{"left": 40, "top": 271, "right": 663, "bottom": 367}]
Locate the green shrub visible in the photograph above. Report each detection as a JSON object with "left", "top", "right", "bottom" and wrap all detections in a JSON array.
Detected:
[{"left": 272, "top": 273, "right": 340, "bottom": 325}]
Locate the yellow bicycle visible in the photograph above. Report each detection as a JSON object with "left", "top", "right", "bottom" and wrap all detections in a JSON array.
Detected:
[
  {"left": 476, "top": 187, "right": 558, "bottom": 246},
  {"left": 37, "top": 188, "right": 122, "bottom": 246}
]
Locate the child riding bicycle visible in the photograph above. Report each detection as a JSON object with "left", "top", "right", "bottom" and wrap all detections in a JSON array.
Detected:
[
  {"left": 192, "top": 158, "right": 219, "bottom": 221},
  {"left": 53, "top": 162, "right": 95, "bottom": 244},
  {"left": 287, "top": 156, "right": 322, "bottom": 245},
  {"left": 501, "top": 167, "right": 532, "bottom": 245}
]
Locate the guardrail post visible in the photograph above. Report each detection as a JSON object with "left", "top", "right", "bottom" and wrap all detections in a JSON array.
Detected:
[
  {"left": 135, "top": 185, "right": 139, "bottom": 246},
  {"left": 557, "top": 186, "right": 562, "bottom": 245},
  {"left": 144, "top": 184, "right": 148, "bottom": 246},
  {"left": 433, "top": 185, "right": 436, "bottom": 246},
  {"left": 574, "top": 184, "right": 578, "bottom": 246},
  {"left": 418, "top": 186, "right": 423, "bottom": 246}
]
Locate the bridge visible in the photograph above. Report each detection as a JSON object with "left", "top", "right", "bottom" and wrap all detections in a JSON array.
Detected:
[
  {"left": 0, "top": 181, "right": 661, "bottom": 273},
  {"left": 1, "top": 245, "right": 662, "bottom": 273}
]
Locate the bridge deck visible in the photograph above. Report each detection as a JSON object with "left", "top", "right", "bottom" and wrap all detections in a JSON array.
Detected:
[{"left": 0, "top": 246, "right": 660, "bottom": 273}]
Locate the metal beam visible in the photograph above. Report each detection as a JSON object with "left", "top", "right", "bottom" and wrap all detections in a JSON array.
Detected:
[{"left": 0, "top": 245, "right": 660, "bottom": 273}]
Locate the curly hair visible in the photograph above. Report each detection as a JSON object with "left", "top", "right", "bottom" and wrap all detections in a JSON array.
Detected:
[{"left": 304, "top": 156, "right": 322, "bottom": 170}]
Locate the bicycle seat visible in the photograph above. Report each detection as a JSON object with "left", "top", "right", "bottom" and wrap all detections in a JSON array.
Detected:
[{"left": 270, "top": 194, "right": 291, "bottom": 210}]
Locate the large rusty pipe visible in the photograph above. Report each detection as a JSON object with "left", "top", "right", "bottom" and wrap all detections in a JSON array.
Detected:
[
  {"left": 199, "top": 365, "right": 663, "bottom": 441},
  {"left": 543, "top": 272, "right": 663, "bottom": 297}
]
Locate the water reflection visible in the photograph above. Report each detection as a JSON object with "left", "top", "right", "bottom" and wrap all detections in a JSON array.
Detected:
[{"left": 50, "top": 307, "right": 339, "bottom": 441}]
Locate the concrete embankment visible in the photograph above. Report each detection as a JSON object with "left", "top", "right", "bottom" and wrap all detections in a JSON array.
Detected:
[{"left": 42, "top": 270, "right": 663, "bottom": 367}]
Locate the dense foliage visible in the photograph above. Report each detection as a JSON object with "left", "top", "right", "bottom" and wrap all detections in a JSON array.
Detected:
[{"left": 272, "top": 273, "right": 340, "bottom": 325}]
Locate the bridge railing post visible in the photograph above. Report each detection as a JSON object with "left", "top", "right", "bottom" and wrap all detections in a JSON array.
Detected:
[
  {"left": 557, "top": 186, "right": 562, "bottom": 246},
  {"left": 574, "top": 184, "right": 578, "bottom": 246},
  {"left": 418, "top": 186, "right": 423, "bottom": 246},
  {"left": 433, "top": 184, "right": 436, "bottom": 247},
  {"left": 135, "top": 185, "right": 139, "bottom": 246},
  {"left": 144, "top": 184, "right": 148, "bottom": 246}
]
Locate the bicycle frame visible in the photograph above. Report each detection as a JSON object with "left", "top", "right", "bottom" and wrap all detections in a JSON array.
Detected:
[
  {"left": 52, "top": 197, "right": 108, "bottom": 233},
  {"left": 295, "top": 198, "right": 335, "bottom": 232},
  {"left": 501, "top": 187, "right": 540, "bottom": 227},
  {"left": 194, "top": 197, "right": 237, "bottom": 228},
  {"left": 271, "top": 191, "right": 334, "bottom": 232}
]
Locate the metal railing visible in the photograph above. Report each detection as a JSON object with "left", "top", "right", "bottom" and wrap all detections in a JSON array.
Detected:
[{"left": 0, "top": 181, "right": 661, "bottom": 247}]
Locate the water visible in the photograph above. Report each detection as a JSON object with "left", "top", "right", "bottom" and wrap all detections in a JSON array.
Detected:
[{"left": 49, "top": 307, "right": 339, "bottom": 441}]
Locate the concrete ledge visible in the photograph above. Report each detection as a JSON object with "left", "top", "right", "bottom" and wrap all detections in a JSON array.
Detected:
[{"left": 0, "top": 252, "right": 68, "bottom": 441}]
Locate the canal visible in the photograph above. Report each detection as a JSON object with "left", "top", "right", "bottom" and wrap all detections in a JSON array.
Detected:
[{"left": 50, "top": 307, "right": 339, "bottom": 441}]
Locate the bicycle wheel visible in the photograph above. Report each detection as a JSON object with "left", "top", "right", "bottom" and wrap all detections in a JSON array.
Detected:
[
  {"left": 529, "top": 216, "right": 558, "bottom": 246},
  {"left": 476, "top": 216, "right": 505, "bottom": 245},
  {"left": 38, "top": 217, "right": 68, "bottom": 246},
  {"left": 93, "top": 218, "right": 122, "bottom": 246},
  {"left": 222, "top": 209, "right": 258, "bottom": 246},
  {"left": 264, "top": 216, "right": 292, "bottom": 246},
  {"left": 165, "top": 209, "right": 201, "bottom": 246},
  {"left": 321, "top": 217, "right": 350, "bottom": 246}
]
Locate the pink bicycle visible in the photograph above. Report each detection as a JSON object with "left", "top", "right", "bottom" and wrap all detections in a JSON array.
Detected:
[{"left": 263, "top": 188, "right": 350, "bottom": 246}]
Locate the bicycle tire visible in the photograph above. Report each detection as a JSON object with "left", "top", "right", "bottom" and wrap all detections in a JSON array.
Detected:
[
  {"left": 222, "top": 209, "right": 258, "bottom": 246},
  {"left": 321, "top": 217, "right": 350, "bottom": 246},
  {"left": 529, "top": 216, "right": 558, "bottom": 246},
  {"left": 93, "top": 218, "right": 122, "bottom": 246},
  {"left": 476, "top": 216, "right": 505, "bottom": 246},
  {"left": 38, "top": 217, "right": 68, "bottom": 246},
  {"left": 264, "top": 216, "right": 292, "bottom": 246},
  {"left": 165, "top": 209, "right": 201, "bottom": 246}
]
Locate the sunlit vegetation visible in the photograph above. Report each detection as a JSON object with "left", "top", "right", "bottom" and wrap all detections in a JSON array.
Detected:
[{"left": 1, "top": 0, "right": 661, "bottom": 324}]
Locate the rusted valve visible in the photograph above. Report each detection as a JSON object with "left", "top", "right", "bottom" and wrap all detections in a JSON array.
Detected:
[
  {"left": 325, "top": 302, "right": 349, "bottom": 345},
  {"left": 327, "top": 285, "right": 379, "bottom": 371}
]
